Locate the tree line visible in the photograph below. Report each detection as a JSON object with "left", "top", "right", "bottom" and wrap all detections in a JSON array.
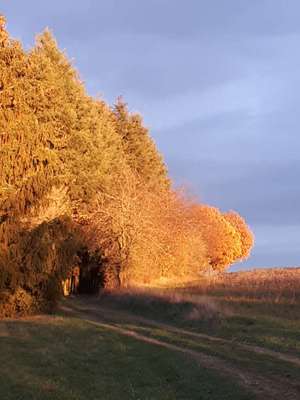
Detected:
[{"left": 0, "top": 16, "right": 253, "bottom": 316}]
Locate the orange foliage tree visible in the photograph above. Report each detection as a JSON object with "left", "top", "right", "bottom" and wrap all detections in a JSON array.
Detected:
[
  {"left": 223, "top": 211, "right": 254, "bottom": 262},
  {"left": 82, "top": 173, "right": 208, "bottom": 287},
  {"left": 128, "top": 189, "right": 208, "bottom": 284},
  {"left": 192, "top": 205, "right": 243, "bottom": 272}
]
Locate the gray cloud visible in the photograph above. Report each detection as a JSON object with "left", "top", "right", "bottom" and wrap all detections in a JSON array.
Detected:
[
  {"left": 232, "top": 224, "right": 300, "bottom": 270},
  {"left": 167, "top": 156, "right": 300, "bottom": 224},
  {"left": 5, "top": 0, "right": 300, "bottom": 38}
]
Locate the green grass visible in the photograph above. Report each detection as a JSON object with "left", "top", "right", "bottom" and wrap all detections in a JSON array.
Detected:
[
  {"left": 0, "top": 315, "right": 254, "bottom": 400},
  {"left": 117, "top": 321, "right": 300, "bottom": 384},
  {"left": 97, "top": 290, "right": 300, "bottom": 357},
  {"left": 216, "top": 311, "right": 300, "bottom": 355},
  {"left": 2, "top": 274, "right": 300, "bottom": 400}
]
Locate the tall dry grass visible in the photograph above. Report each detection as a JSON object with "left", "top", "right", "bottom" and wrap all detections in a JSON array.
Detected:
[
  {"left": 177, "top": 267, "right": 300, "bottom": 305},
  {"left": 97, "top": 268, "right": 300, "bottom": 323}
]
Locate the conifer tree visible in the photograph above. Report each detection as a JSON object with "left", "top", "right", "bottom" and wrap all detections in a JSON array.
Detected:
[
  {"left": 0, "top": 17, "right": 56, "bottom": 219},
  {"left": 113, "top": 98, "right": 169, "bottom": 191},
  {"left": 0, "top": 22, "right": 81, "bottom": 314},
  {"left": 31, "top": 31, "right": 127, "bottom": 209}
]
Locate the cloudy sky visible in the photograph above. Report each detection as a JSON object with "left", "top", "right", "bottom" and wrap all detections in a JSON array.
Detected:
[{"left": 2, "top": 1, "right": 299, "bottom": 270}]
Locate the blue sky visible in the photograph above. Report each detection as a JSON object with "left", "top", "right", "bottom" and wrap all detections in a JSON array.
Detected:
[{"left": 2, "top": 1, "right": 300, "bottom": 270}]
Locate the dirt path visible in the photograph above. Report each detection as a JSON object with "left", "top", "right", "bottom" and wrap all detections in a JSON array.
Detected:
[
  {"left": 66, "top": 297, "right": 300, "bottom": 368},
  {"left": 60, "top": 298, "right": 300, "bottom": 400}
]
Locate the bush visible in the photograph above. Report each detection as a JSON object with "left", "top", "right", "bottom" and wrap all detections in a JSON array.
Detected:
[
  {"left": 0, "top": 288, "right": 34, "bottom": 318},
  {"left": 0, "top": 217, "right": 82, "bottom": 317}
]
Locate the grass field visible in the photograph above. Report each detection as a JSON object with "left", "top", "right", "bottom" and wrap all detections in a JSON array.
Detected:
[
  {"left": 97, "top": 268, "right": 300, "bottom": 354},
  {"left": 1, "top": 267, "right": 300, "bottom": 400},
  {"left": 0, "top": 315, "right": 255, "bottom": 400}
]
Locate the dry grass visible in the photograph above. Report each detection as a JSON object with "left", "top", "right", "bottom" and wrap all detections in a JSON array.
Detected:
[
  {"left": 129, "top": 267, "right": 300, "bottom": 305},
  {"left": 98, "top": 267, "right": 300, "bottom": 327},
  {"left": 99, "top": 286, "right": 224, "bottom": 324},
  {"left": 96, "top": 267, "right": 300, "bottom": 357},
  {"left": 179, "top": 267, "right": 300, "bottom": 305}
]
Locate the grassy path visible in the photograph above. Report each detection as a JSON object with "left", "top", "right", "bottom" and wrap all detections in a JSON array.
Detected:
[
  {"left": 60, "top": 297, "right": 300, "bottom": 400},
  {"left": 0, "top": 311, "right": 254, "bottom": 400},
  {"left": 66, "top": 298, "right": 300, "bottom": 367},
  {"left": 1, "top": 295, "right": 299, "bottom": 399}
]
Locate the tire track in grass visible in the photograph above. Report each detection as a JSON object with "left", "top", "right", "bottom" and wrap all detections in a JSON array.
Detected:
[
  {"left": 68, "top": 298, "right": 300, "bottom": 368},
  {"left": 60, "top": 301, "right": 300, "bottom": 400}
]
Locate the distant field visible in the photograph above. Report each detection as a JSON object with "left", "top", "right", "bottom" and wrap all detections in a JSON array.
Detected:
[
  {"left": 192, "top": 267, "right": 300, "bottom": 305},
  {"left": 1, "top": 267, "right": 300, "bottom": 400}
]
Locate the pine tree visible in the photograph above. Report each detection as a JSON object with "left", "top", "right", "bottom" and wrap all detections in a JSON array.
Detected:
[
  {"left": 31, "top": 31, "right": 127, "bottom": 209},
  {"left": 0, "top": 23, "right": 81, "bottom": 314},
  {"left": 113, "top": 98, "right": 169, "bottom": 191},
  {"left": 0, "top": 17, "right": 50, "bottom": 218}
]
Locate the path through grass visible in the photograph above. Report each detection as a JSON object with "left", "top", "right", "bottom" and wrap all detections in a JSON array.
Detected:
[{"left": 0, "top": 313, "right": 254, "bottom": 400}]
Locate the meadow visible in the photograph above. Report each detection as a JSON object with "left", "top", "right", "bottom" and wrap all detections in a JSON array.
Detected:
[
  {"left": 97, "top": 267, "right": 300, "bottom": 354},
  {"left": 1, "top": 267, "right": 300, "bottom": 400}
]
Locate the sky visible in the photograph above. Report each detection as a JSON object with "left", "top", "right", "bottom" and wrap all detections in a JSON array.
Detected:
[{"left": 2, "top": 1, "right": 299, "bottom": 270}]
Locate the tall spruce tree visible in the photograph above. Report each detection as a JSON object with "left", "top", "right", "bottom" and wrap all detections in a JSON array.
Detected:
[
  {"left": 31, "top": 31, "right": 127, "bottom": 210},
  {"left": 0, "top": 17, "right": 65, "bottom": 310},
  {"left": 113, "top": 98, "right": 169, "bottom": 191},
  {"left": 0, "top": 19, "right": 59, "bottom": 220}
]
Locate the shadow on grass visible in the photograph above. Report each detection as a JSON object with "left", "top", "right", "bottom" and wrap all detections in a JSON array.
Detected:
[
  {"left": 0, "top": 316, "right": 254, "bottom": 400},
  {"left": 97, "top": 289, "right": 224, "bottom": 328},
  {"left": 91, "top": 287, "right": 300, "bottom": 357}
]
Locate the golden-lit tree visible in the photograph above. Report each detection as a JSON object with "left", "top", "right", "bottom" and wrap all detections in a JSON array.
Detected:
[
  {"left": 0, "top": 21, "right": 126, "bottom": 313},
  {"left": 223, "top": 211, "right": 254, "bottom": 261},
  {"left": 0, "top": 20, "right": 59, "bottom": 220},
  {"left": 83, "top": 178, "right": 209, "bottom": 286},
  {"left": 30, "top": 30, "right": 127, "bottom": 208},
  {"left": 193, "top": 205, "right": 242, "bottom": 271},
  {"left": 113, "top": 98, "right": 169, "bottom": 191}
]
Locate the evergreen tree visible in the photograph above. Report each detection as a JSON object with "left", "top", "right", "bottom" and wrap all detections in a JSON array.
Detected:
[
  {"left": 0, "top": 19, "right": 58, "bottom": 220},
  {"left": 31, "top": 31, "right": 127, "bottom": 209},
  {"left": 113, "top": 98, "right": 169, "bottom": 191}
]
